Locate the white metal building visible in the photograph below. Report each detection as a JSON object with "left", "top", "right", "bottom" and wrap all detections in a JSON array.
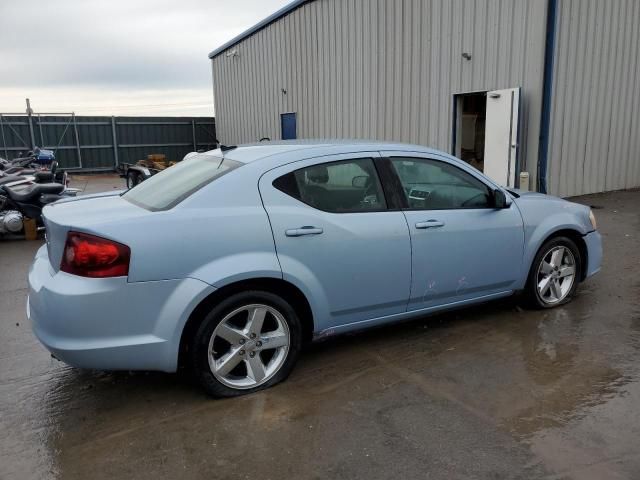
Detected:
[{"left": 209, "top": 0, "right": 640, "bottom": 196}]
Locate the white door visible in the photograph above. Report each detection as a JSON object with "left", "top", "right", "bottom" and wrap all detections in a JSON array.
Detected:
[{"left": 483, "top": 88, "right": 521, "bottom": 187}]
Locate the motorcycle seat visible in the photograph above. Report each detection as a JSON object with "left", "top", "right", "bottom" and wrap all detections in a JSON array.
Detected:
[
  {"left": 40, "top": 193, "right": 62, "bottom": 205},
  {"left": 3, "top": 183, "right": 64, "bottom": 202},
  {"left": 4, "top": 167, "right": 35, "bottom": 175},
  {"left": 34, "top": 171, "right": 54, "bottom": 183},
  {"left": 0, "top": 174, "right": 25, "bottom": 185}
]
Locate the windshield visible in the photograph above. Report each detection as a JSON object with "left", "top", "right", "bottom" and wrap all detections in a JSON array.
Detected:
[{"left": 123, "top": 153, "right": 241, "bottom": 211}]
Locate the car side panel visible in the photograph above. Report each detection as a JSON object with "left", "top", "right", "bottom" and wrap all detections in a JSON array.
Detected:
[
  {"left": 514, "top": 194, "right": 593, "bottom": 289},
  {"left": 314, "top": 289, "right": 513, "bottom": 338},
  {"left": 260, "top": 253, "right": 333, "bottom": 333},
  {"left": 258, "top": 153, "right": 412, "bottom": 332},
  {"left": 189, "top": 252, "right": 283, "bottom": 286},
  {"left": 264, "top": 208, "right": 411, "bottom": 332},
  {"left": 379, "top": 151, "right": 525, "bottom": 307},
  {"left": 402, "top": 207, "right": 525, "bottom": 308},
  {"left": 77, "top": 168, "right": 283, "bottom": 285}
]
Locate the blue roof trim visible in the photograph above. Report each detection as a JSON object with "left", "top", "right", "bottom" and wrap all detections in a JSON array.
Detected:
[{"left": 208, "top": 0, "right": 310, "bottom": 59}]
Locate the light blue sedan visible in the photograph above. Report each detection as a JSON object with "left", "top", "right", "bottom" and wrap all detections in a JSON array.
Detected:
[{"left": 28, "top": 141, "right": 602, "bottom": 397}]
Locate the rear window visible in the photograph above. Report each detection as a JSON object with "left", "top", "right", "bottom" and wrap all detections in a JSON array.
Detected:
[
  {"left": 123, "top": 154, "right": 241, "bottom": 211},
  {"left": 273, "top": 158, "right": 387, "bottom": 213}
]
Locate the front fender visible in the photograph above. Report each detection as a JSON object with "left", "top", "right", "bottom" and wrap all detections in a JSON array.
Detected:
[{"left": 517, "top": 203, "right": 591, "bottom": 289}]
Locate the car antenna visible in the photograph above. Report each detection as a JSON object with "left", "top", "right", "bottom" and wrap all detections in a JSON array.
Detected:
[{"left": 220, "top": 145, "right": 237, "bottom": 152}]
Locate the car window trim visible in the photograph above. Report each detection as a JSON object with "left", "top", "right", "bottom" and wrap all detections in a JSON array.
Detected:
[
  {"left": 375, "top": 157, "right": 408, "bottom": 209},
  {"left": 271, "top": 156, "right": 392, "bottom": 214},
  {"left": 383, "top": 154, "right": 498, "bottom": 212}
]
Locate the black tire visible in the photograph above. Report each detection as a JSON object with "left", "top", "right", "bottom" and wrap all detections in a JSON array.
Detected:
[
  {"left": 127, "top": 171, "right": 143, "bottom": 188},
  {"left": 525, "top": 236, "right": 582, "bottom": 309},
  {"left": 189, "top": 290, "right": 302, "bottom": 398}
]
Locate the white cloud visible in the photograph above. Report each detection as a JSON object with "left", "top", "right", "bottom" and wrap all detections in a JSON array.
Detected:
[{"left": 0, "top": 0, "right": 291, "bottom": 115}]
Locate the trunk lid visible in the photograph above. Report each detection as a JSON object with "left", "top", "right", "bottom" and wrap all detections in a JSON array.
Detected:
[{"left": 43, "top": 193, "right": 147, "bottom": 272}]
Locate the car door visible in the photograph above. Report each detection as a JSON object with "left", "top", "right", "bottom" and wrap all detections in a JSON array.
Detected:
[
  {"left": 381, "top": 152, "right": 524, "bottom": 311},
  {"left": 259, "top": 153, "right": 411, "bottom": 332}
]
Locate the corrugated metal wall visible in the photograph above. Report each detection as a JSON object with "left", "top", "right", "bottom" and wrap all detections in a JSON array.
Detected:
[
  {"left": 211, "top": 0, "right": 548, "bottom": 188},
  {"left": 0, "top": 115, "right": 216, "bottom": 170},
  {"left": 547, "top": 0, "right": 640, "bottom": 197}
]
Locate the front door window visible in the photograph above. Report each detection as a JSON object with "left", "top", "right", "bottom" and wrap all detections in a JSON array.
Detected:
[{"left": 390, "top": 157, "right": 493, "bottom": 210}]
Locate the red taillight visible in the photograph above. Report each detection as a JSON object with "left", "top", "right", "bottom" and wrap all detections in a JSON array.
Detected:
[{"left": 60, "top": 231, "right": 130, "bottom": 278}]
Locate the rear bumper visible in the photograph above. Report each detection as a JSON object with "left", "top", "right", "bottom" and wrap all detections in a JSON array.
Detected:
[
  {"left": 583, "top": 230, "right": 602, "bottom": 279},
  {"left": 27, "top": 245, "right": 215, "bottom": 372}
]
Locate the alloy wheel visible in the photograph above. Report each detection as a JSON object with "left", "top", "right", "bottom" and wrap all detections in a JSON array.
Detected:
[
  {"left": 536, "top": 246, "right": 576, "bottom": 305},
  {"left": 207, "top": 304, "right": 290, "bottom": 389}
]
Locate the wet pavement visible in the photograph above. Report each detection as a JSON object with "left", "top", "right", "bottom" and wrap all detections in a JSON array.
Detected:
[{"left": 1, "top": 176, "right": 639, "bottom": 479}]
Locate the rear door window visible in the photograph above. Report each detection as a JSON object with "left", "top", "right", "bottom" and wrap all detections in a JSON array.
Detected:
[
  {"left": 123, "top": 153, "right": 241, "bottom": 211},
  {"left": 273, "top": 158, "right": 387, "bottom": 213}
]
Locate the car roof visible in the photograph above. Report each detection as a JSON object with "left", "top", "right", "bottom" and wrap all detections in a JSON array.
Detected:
[{"left": 209, "top": 140, "right": 447, "bottom": 167}]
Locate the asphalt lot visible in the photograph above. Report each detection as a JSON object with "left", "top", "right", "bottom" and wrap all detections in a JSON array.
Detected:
[{"left": 1, "top": 175, "right": 639, "bottom": 479}]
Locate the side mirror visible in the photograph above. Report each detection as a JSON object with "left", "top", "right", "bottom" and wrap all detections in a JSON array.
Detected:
[
  {"left": 493, "top": 189, "right": 508, "bottom": 208},
  {"left": 352, "top": 175, "right": 368, "bottom": 188}
]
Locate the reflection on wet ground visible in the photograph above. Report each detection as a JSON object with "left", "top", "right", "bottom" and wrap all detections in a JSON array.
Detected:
[{"left": 1, "top": 179, "right": 639, "bottom": 479}]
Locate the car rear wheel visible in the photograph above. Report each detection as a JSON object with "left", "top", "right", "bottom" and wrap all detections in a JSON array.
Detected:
[
  {"left": 189, "top": 291, "right": 302, "bottom": 397},
  {"left": 526, "top": 236, "right": 582, "bottom": 309}
]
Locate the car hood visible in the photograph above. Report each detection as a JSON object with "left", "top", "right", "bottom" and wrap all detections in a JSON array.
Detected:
[
  {"left": 42, "top": 193, "right": 148, "bottom": 272},
  {"left": 510, "top": 190, "right": 593, "bottom": 234},
  {"left": 509, "top": 189, "right": 556, "bottom": 200}
]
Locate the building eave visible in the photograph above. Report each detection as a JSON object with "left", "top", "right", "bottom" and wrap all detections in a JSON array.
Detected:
[{"left": 208, "top": 0, "right": 310, "bottom": 60}]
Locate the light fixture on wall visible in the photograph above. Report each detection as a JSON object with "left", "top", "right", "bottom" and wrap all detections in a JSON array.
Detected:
[
  {"left": 281, "top": 88, "right": 287, "bottom": 95},
  {"left": 462, "top": 52, "right": 472, "bottom": 60},
  {"left": 226, "top": 49, "right": 238, "bottom": 58}
]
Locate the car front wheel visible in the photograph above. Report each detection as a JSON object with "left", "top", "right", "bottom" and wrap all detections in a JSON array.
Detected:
[
  {"left": 526, "top": 236, "right": 582, "bottom": 308},
  {"left": 189, "top": 291, "right": 302, "bottom": 397}
]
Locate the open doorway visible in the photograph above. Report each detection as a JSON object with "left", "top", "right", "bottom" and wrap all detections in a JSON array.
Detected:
[
  {"left": 453, "top": 92, "right": 486, "bottom": 172},
  {"left": 453, "top": 88, "right": 521, "bottom": 188}
]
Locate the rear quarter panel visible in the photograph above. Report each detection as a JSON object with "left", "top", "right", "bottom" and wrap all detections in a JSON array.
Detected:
[{"left": 88, "top": 164, "right": 282, "bottom": 285}]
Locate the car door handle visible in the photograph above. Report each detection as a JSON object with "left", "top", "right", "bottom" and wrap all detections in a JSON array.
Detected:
[
  {"left": 415, "top": 220, "right": 445, "bottom": 229},
  {"left": 285, "top": 226, "right": 324, "bottom": 237}
]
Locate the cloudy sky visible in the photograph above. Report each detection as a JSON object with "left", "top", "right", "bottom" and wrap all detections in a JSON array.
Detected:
[{"left": 0, "top": 0, "right": 290, "bottom": 116}]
